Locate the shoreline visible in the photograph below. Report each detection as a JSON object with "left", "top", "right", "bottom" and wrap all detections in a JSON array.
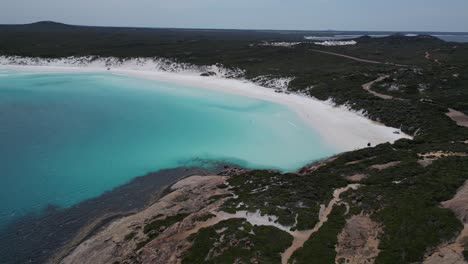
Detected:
[
  {"left": 0, "top": 165, "right": 225, "bottom": 264},
  {"left": 0, "top": 57, "right": 411, "bottom": 150},
  {"left": 50, "top": 168, "right": 230, "bottom": 264}
]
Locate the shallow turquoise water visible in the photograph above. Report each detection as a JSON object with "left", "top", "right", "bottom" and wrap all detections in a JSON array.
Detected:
[{"left": 0, "top": 69, "right": 337, "bottom": 228}]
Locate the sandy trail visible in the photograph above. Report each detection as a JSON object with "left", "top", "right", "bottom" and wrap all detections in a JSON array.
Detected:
[
  {"left": 425, "top": 51, "right": 441, "bottom": 65},
  {"left": 163, "top": 184, "right": 357, "bottom": 264},
  {"left": 425, "top": 51, "right": 432, "bottom": 60},
  {"left": 309, "top": 49, "right": 407, "bottom": 67},
  {"left": 310, "top": 49, "right": 383, "bottom": 64},
  {"left": 281, "top": 184, "right": 360, "bottom": 264},
  {"left": 361, "top": 76, "right": 401, "bottom": 100},
  {"left": 187, "top": 184, "right": 360, "bottom": 264}
]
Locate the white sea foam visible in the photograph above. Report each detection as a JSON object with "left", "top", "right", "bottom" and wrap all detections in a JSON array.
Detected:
[{"left": 0, "top": 56, "right": 412, "bottom": 150}]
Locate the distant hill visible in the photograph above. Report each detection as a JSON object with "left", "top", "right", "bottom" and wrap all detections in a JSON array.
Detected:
[
  {"left": 0, "top": 21, "right": 77, "bottom": 33},
  {"left": 28, "top": 21, "right": 71, "bottom": 27}
]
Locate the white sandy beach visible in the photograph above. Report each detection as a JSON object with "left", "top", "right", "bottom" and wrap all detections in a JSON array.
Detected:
[{"left": 0, "top": 56, "right": 411, "bottom": 151}]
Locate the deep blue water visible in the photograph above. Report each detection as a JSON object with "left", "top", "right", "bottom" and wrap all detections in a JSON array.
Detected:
[
  {"left": 303, "top": 33, "right": 468, "bottom": 42},
  {"left": 0, "top": 69, "right": 337, "bottom": 229},
  {"left": 433, "top": 35, "right": 468, "bottom": 42}
]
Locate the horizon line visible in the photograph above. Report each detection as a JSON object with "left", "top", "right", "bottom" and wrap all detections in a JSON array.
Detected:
[{"left": 2, "top": 20, "right": 468, "bottom": 34}]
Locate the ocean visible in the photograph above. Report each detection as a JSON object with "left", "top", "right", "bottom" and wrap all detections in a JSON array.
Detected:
[
  {"left": 303, "top": 33, "right": 468, "bottom": 43},
  {"left": 0, "top": 69, "right": 337, "bottom": 231}
]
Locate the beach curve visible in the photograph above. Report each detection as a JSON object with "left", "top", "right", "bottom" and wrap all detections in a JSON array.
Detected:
[{"left": 0, "top": 57, "right": 412, "bottom": 151}]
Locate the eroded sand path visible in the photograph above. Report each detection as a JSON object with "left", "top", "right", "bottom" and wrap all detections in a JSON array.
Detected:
[
  {"left": 309, "top": 49, "right": 407, "bottom": 67},
  {"left": 425, "top": 51, "right": 441, "bottom": 64},
  {"left": 362, "top": 76, "right": 397, "bottom": 100},
  {"left": 281, "top": 184, "right": 360, "bottom": 264},
  {"left": 309, "top": 49, "right": 383, "bottom": 64}
]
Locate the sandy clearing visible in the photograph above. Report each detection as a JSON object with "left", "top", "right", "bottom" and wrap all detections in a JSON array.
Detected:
[
  {"left": 346, "top": 174, "right": 368, "bottom": 182},
  {"left": 370, "top": 161, "right": 401, "bottom": 170},
  {"left": 447, "top": 108, "right": 468, "bottom": 127}
]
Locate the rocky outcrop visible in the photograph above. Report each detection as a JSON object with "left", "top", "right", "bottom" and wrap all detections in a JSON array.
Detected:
[{"left": 60, "top": 175, "right": 230, "bottom": 264}]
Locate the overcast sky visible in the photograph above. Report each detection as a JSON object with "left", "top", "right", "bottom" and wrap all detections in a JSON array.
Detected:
[{"left": 2, "top": 0, "right": 468, "bottom": 32}]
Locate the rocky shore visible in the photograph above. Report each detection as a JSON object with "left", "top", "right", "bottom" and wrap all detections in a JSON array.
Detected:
[{"left": 0, "top": 165, "right": 231, "bottom": 264}]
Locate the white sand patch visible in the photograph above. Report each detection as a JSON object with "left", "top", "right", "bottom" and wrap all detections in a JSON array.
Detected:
[
  {"left": 0, "top": 56, "right": 411, "bottom": 151},
  {"left": 0, "top": 56, "right": 244, "bottom": 78},
  {"left": 446, "top": 108, "right": 468, "bottom": 127},
  {"left": 251, "top": 75, "right": 293, "bottom": 90},
  {"left": 260, "top": 42, "right": 301, "bottom": 47},
  {"left": 217, "top": 210, "right": 292, "bottom": 233},
  {"left": 304, "top": 36, "right": 332, "bottom": 40},
  {"left": 314, "top": 40, "right": 357, "bottom": 46}
]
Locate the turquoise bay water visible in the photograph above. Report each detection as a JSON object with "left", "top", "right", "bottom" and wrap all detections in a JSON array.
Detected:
[{"left": 0, "top": 69, "right": 337, "bottom": 228}]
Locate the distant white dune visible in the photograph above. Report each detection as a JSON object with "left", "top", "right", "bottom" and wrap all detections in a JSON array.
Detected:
[
  {"left": 0, "top": 55, "right": 411, "bottom": 150},
  {"left": 304, "top": 36, "right": 333, "bottom": 40},
  {"left": 260, "top": 42, "right": 301, "bottom": 47},
  {"left": 314, "top": 40, "right": 357, "bottom": 46}
]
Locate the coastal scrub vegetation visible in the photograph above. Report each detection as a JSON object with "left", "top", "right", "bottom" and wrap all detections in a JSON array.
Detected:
[
  {"left": 222, "top": 170, "right": 347, "bottom": 230},
  {"left": 344, "top": 155, "right": 468, "bottom": 263},
  {"left": 182, "top": 218, "right": 293, "bottom": 264}
]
